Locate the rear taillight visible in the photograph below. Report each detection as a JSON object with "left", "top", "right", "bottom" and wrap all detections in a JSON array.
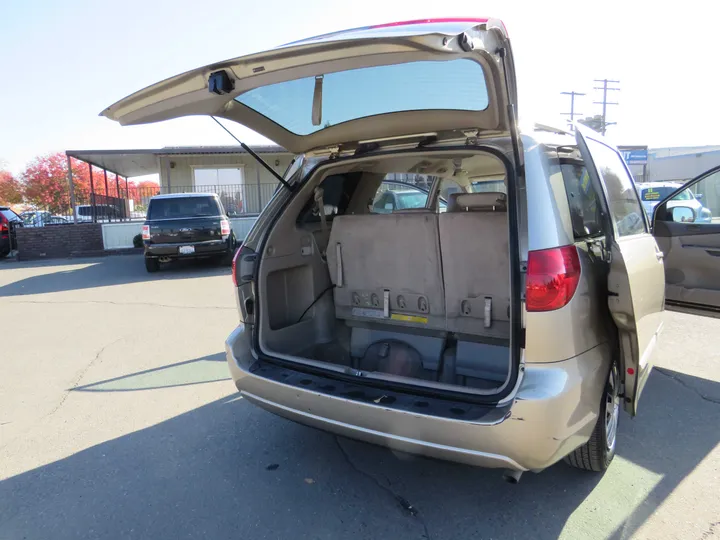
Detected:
[
  {"left": 526, "top": 245, "right": 581, "bottom": 312},
  {"left": 141, "top": 225, "right": 150, "bottom": 240},
  {"left": 232, "top": 244, "right": 256, "bottom": 287},
  {"left": 0, "top": 214, "right": 8, "bottom": 233},
  {"left": 220, "top": 219, "right": 230, "bottom": 237},
  {"left": 231, "top": 247, "right": 241, "bottom": 286}
]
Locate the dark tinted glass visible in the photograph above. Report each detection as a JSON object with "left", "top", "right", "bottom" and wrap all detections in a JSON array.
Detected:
[
  {"left": 561, "top": 161, "right": 603, "bottom": 238},
  {"left": 147, "top": 197, "right": 220, "bottom": 220}
]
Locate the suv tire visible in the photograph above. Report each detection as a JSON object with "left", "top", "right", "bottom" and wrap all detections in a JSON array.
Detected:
[
  {"left": 564, "top": 363, "right": 620, "bottom": 472},
  {"left": 145, "top": 257, "right": 160, "bottom": 273}
]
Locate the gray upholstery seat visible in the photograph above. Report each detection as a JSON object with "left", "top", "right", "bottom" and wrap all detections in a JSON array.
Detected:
[
  {"left": 326, "top": 212, "right": 445, "bottom": 332},
  {"left": 439, "top": 192, "right": 510, "bottom": 339}
]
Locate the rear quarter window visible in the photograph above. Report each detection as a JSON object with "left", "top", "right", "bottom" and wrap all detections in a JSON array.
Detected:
[
  {"left": 560, "top": 161, "right": 604, "bottom": 239},
  {"left": 147, "top": 197, "right": 221, "bottom": 219}
]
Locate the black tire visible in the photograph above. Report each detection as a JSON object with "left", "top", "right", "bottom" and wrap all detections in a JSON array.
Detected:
[
  {"left": 220, "top": 235, "right": 237, "bottom": 266},
  {"left": 564, "top": 363, "right": 620, "bottom": 472},
  {"left": 145, "top": 257, "right": 160, "bottom": 273}
]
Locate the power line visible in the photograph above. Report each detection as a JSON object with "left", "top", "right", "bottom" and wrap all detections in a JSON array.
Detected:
[
  {"left": 593, "top": 79, "right": 620, "bottom": 135},
  {"left": 560, "top": 91, "right": 585, "bottom": 130}
]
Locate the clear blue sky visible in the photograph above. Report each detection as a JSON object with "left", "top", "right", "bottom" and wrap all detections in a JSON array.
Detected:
[{"left": 1, "top": 0, "right": 717, "bottom": 174}]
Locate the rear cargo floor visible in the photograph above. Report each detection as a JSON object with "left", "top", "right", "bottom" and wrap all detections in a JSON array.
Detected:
[{"left": 298, "top": 340, "right": 502, "bottom": 389}]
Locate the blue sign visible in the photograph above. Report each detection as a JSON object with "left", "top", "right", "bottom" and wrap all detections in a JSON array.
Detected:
[{"left": 620, "top": 149, "right": 648, "bottom": 165}]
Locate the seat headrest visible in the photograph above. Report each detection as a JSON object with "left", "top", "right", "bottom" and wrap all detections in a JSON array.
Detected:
[{"left": 447, "top": 192, "right": 507, "bottom": 212}]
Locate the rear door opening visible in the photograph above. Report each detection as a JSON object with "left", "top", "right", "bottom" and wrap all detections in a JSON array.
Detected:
[{"left": 247, "top": 149, "right": 522, "bottom": 402}]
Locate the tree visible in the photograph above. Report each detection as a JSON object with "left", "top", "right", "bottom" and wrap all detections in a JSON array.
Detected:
[
  {"left": 21, "top": 153, "right": 72, "bottom": 212},
  {"left": 20, "top": 152, "right": 143, "bottom": 213},
  {"left": 0, "top": 171, "right": 23, "bottom": 205},
  {"left": 577, "top": 115, "right": 604, "bottom": 133}
]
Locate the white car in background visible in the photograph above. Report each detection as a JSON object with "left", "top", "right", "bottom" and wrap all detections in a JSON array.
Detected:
[{"left": 638, "top": 182, "right": 712, "bottom": 223}]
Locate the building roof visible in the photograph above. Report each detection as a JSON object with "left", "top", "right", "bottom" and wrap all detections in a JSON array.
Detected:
[{"left": 65, "top": 144, "right": 289, "bottom": 178}]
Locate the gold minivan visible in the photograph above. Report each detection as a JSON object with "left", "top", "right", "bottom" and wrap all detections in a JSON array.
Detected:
[{"left": 103, "top": 19, "right": 720, "bottom": 480}]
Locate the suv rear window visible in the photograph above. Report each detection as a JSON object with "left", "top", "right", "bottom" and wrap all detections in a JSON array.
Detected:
[{"left": 147, "top": 196, "right": 221, "bottom": 220}]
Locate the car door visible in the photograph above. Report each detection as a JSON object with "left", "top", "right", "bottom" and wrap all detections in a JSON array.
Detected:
[
  {"left": 576, "top": 126, "right": 666, "bottom": 415},
  {"left": 652, "top": 166, "right": 720, "bottom": 316}
]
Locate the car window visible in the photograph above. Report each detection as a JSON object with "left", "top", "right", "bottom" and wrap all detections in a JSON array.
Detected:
[
  {"left": 659, "top": 171, "right": 720, "bottom": 224},
  {"left": 1, "top": 208, "right": 22, "bottom": 222},
  {"left": 147, "top": 196, "right": 221, "bottom": 220},
  {"left": 470, "top": 179, "right": 507, "bottom": 194},
  {"left": 640, "top": 186, "right": 691, "bottom": 202},
  {"left": 560, "top": 161, "right": 604, "bottom": 238},
  {"left": 586, "top": 139, "right": 646, "bottom": 237},
  {"left": 370, "top": 181, "right": 429, "bottom": 214}
]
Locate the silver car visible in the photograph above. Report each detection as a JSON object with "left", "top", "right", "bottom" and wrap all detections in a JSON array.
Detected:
[
  {"left": 103, "top": 19, "right": 720, "bottom": 480},
  {"left": 638, "top": 181, "right": 712, "bottom": 223}
]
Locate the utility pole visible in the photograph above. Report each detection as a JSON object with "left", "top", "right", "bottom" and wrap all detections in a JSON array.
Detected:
[
  {"left": 593, "top": 79, "right": 620, "bottom": 135},
  {"left": 560, "top": 91, "right": 585, "bottom": 130}
]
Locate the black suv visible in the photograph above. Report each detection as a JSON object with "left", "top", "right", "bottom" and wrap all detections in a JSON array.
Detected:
[
  {"left": 0, "top": 207, "right": 23, "bottom": 258},
  {"left": 142, "top": 193, "right": 237, "bottom": 272}
]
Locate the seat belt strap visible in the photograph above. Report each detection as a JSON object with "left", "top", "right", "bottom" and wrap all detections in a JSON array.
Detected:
[{"left": 314, "top": 187, "right": 327, "bottom": 235}]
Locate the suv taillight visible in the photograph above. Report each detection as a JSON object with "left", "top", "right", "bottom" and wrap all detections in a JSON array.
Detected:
[
  {"left": 220, "top": 219, "right": 230, "bottom": 237},
  {"left": 0, "top": 214, "right": 8, "bottom": 233},
  {"left": 526, "top": 245, "right": 581, "bottom": 312},
  {"left": 142, "top": 225, "right": 150, "bottom": 240}
]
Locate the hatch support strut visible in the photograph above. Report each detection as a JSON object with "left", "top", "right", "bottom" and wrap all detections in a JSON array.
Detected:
[{"left": 210, "top": 116, "right": 293, "bottom": 192}]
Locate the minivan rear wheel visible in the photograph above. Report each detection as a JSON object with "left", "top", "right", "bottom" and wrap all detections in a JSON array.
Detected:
[{"left": 564, "top": 363, "right": 619, "bottom": 472}]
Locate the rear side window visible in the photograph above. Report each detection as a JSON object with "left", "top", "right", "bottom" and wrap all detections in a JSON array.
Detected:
[
  {"left": 1, "top": 209, "right": 21, "bottom": 222},
  {"left": 560, "top": 161, "right": 603, "bottom": 239},
  {"left": 147, "top": 196, "right": 220, "bottom": 220},
  {"left": 370, "top": 181, "right": 430, "bottom": 214},
  {"left": 586, "top": 139, "right": 646, "bottom": 237}
]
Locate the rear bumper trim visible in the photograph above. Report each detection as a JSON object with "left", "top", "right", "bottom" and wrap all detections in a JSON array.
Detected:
[{"left": 243, "top": 390, "right": 526, "bottom": 470}]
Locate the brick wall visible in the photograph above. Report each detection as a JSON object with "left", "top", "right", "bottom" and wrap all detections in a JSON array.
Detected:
[{"left": 16, "top": 224, "right": 104, "bottom": 261}]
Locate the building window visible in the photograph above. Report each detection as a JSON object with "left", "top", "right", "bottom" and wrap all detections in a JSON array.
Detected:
[{"left": 193, "top": 167, "right": 244, "bottom": 190}]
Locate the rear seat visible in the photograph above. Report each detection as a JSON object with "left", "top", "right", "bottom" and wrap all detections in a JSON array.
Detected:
[
  {"left": 439, "top": 192, "right": 510, "bottom": 381},
  {"left": 326, "top": 210, "right": 446, "bottom": 370}
]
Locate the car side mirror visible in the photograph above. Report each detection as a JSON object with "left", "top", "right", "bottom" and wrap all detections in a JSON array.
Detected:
[{"left": 671, "top": 206, "right": 695, "bottom": 223}]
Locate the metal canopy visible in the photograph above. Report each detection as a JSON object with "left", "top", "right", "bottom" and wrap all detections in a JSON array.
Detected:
[{"left": 66, "top": 144, "right": 287, "bottom": 178}]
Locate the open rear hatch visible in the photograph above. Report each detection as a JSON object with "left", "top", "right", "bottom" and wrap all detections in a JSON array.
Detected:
[
  {"left": 102, "top": 19, "right": 517, "bottom": 154},
  {"left": 103, "top": 19, "right": 522, "bottom": 404}
]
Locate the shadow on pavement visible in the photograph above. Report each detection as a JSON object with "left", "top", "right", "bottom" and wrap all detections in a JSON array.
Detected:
[
  {"left": 72, "top": 353, "right": 230, "bottom": 393},
  {"left": 0, "top": 369, "right": 716, "bottom": 540},
  {"left": 0, "top": 255, "right": 230, "bottom": 298}
]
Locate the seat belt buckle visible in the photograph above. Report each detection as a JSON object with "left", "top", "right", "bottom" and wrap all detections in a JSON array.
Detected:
[{"left": 484, "top": 297, "right": 492, "bottom": 328}]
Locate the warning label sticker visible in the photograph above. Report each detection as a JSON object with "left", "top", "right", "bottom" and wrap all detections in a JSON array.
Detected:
[{"left": 391, "top": 313, "right": 428, "bottom": 324}]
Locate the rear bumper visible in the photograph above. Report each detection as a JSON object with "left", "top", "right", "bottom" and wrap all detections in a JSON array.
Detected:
[
  {"left": 145, "top": 239, "right": 230, "bottom": 257},
  {"left": 225, "top": 326, "right": 610, "bottom": 472}
]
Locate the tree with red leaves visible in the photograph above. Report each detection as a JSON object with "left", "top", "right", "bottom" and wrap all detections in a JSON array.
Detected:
[
  {"left": 0, "top": 170, "right": 23, "bottom": 205},
  {"left": 21, "top": 153, "right": 72, "bottom": 213},
  {"left": 20, "top": 152, "right": 151, "bottom": 213}
]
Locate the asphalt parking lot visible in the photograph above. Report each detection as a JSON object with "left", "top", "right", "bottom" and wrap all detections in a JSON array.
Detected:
[{"left": 1, "top": 255, "right": 718, "bottom": 540}]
